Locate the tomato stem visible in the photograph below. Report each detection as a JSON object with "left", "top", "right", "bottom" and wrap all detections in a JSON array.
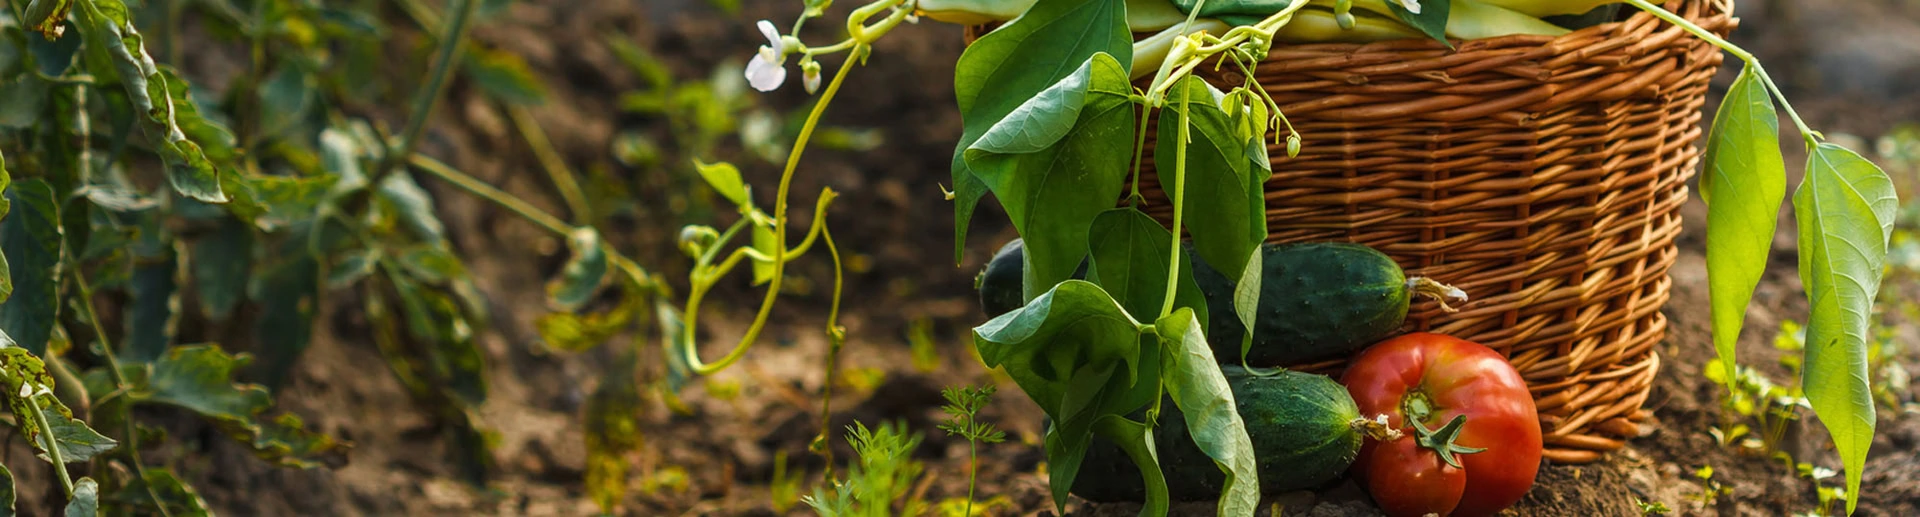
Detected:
[{"left": 1411, "top": 414, "right": 1487, "bottom": 469}]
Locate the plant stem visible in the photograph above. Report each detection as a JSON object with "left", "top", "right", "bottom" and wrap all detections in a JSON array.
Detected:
[
  {"left": 965, "top": 439, "right": 978, "bottom": 517},
  {"left": 372, "top": 0, "right": 479, "bottom": 184},
  {"left": 1623, "top": 0, "right": 1815, "bottom": 145},
  {"left": 1160, "top": 94, "right": 1191, "bottom": 319},
  {"left": 817, "top": 223, "right": 846, "bottom": 477},
  {"left": 506, "top": 104, "right": 594, "bottom": 225},
  {"left": 407, "top": 154, "right": 658, "bottom": 291},
  {"left": 681, "top": 44, "right": 863, "bottom": 376},
  {"left": 72, "top": 271, "right": 173, "bottom": 517},
  {"left": 25, "top": 395, "right": 74, "bottom": 496}
]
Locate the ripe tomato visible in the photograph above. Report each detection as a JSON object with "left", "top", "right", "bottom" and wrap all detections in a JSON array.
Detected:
[{"left": 1340, "top": 332, "right": 1542, "bottom": 517}]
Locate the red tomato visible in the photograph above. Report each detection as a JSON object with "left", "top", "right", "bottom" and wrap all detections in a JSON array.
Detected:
[{"left": 1341, "top": 333, "right": 1542, "bottom": 517}]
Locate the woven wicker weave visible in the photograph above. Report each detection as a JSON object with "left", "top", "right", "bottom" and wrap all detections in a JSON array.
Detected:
[{"left": 963, "top": 0, "right": 1732, "bottom": 464}]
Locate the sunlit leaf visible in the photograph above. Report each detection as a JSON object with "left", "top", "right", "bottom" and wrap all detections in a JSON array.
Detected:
[
  {"left": 692, "top": 160, "right": 750, "bottom": 208},
  {"left": 38, "top": 411, "right": 117, "bottom": 463},
  {"left": 0, "top": 348, "right": 118, "bottom": 464},
  {"left": 243, "top": 412, "right": 349, "bottom": 469},
  {"left": 656, "top": 300, "right": 692, "bottom": 393},
  {"left": 1702, "top": 67, "right": 1786, "bottom": 387},
  {"left": 547, "top": 227, "right": 609, "bottom": 311},
  {"left": 1155, "top": 309, "right": 1259, "bottom": 515},
  {"left": 966, "top": 53, "right": 1134, "bottom": 301},
  {"left": 949, "top": 0, "right": 1131, "bottom": 264},
  {"left": 750, "top": 222, "right": 777, "bottom": 286},
  {"left": 0, "top": 180, "right": 62, "bottom": 355},
  {"left": 0, "top": 152, "right": 10, "bottom": 302},
  {"left": 1794, "top": 142, "right": 1898, "bottom": 515},
  {"left": 73, "top": 4, "right": 225, "bottom": 202}
]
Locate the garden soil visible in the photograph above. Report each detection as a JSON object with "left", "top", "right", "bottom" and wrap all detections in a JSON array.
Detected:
[{"left": 82, "top": 0, "right": 1920, "bottom": 515}]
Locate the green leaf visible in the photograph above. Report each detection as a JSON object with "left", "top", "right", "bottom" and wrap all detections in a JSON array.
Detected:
[
  {"left": 141, "top": 345, "right": 274, "bottom": 420},
  {"left": 950, "top": 0, "right": 1132, "bottom": 264},
  {"left": 113, "top": 469, "right": 211, "bottom": 517},
  {"left": 656, "top": 299, "right": 693, "bottom": 393},
  {"left": 244, "top": 412, "right": 349, "bottom": 469},
  {"left": 0, "top": 75, "right": 49, "bottom": 129},
  {"left": 124, "top": 246, "right": 180, "bottom": 362},
  {"left": 1092, "top": 416, "right": 1168, "bottom": 516},
  {"left": 548, "top": 228, "right": 609, "bottom": 311},
  {"left": 750, "top": 222, "right": 777, "bottom": 286},
  {"left": 964, "top": 64, "right": 1092, "bottom": 159},
  {"left": 190, "top": 217, "right": 253, "bottom": 319},
  {"left": 0, "top": 462, "right": 13, "bottom": 517},
  {"left": 378, "top": 174, "right": 446, "bottom": 243},
  {"left": 1231, "top": 246, "right": 1262, "bottom": 362},
  {"left": 0, "top": 180, "right": 62, "bottom": 356},
  {"left": 1701, "top": 67, "right": 1785, "bottom": 388},
  {"left": 65, "top": 477, "right": 96, "bottom": 517},
  {"left": 396, "top": 244, "right": 468, "bottom": 285},
  {"left": 1387, "top": 0, "right": 1451, "bottom": 46},
  {"left": 257, "top": 63, "right": 315, "bottom": 138},
  {"left": 464, "top": 47, "right": 547, "bottom": 105},
  {"left": 1794, "top": 142, "right": 1898, "bottom": 515},
  {"left": 28, "top": 23, "right": 82, "bottom": 77},
  {"left": 692, "top": 159, "right": 751, "bottom": 208},
  {"left": 327, "top": 248, "right": 379, "bottom": 288},
  {"left": 1085, "top": 207, "right": 1209, "bottom": 324},
  {"left": 1157, "top": 76, "right": 1261, "bottom": 286},
  {"left": 389, "top": 276, "right": 488, "bottom": 408},
  {"left": 73, "top": 4, "right": 225, "bottom": 202},
  {"left": 972, "top": 280, "right": 1159, "bottom": 512},
  {"left": 248, "top": 251, "right": 319, "bottom": 387},
  {"left": 968, "top": 53, "right": 1135, "bottom": 301},
  {"left": 38, "top": 412, "right": 117, "bottom": 463},
  {"left": 1155, "top": 308, "right": 1260, "bottom": 515},
  {"left": 228, "top": 174, "right": 340, "bottom": 232}
]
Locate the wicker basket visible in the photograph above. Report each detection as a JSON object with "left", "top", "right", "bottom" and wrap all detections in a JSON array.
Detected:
[{"left": 963, "top": 0, "right": 1732, "bottom": 464}]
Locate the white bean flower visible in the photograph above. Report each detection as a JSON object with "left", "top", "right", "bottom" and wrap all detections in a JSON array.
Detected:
[
  {"left": 1396, "top": 0, "right": 1421, "bottom": 14},
  {"left": 801, "top": 61, "right": 823, "bottom": 94},
  {"left": 745, "top": 20, "right": 789, "bottom": 92}
]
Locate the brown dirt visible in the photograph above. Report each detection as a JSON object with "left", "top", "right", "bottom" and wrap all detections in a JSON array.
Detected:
[{"left": 142, "top": 0, "right": 1920, "bottom": 516}]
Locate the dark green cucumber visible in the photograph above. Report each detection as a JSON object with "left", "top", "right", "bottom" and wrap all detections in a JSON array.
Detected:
[
  {"left": 1069, "top": 366, "right": 1366, "bottom": 502},
  {"left": 1193, "top": 242, "right": 1456, "bottom": 366}
]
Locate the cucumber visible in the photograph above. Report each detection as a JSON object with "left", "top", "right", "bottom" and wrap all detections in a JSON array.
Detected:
[
  {"left": 1069, "top": 366, "right": 1366, "bottom": 502},
  {"left": 1192, "top": 242, "right": 1462, "bottom": 366}
]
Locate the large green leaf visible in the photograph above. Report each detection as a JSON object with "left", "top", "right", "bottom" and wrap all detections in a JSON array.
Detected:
[
  {"left": 105, "top": 345, "right": 349, "bottom": 469},
  {"left": 28, "top": 22, "right": 82, "bottom": 77},
  {"left": 0, "top": 348, "right": 117, "bottom": 464},
  {"left": 1155, "top": 309, "right": 1259, "bottom": 516},
  {"left": 1157, "top": 76, "right": 1262, "bottom": 291},
  {"left": 967, "top": 53, "right": 1135, "bottom": 301},
  {"left": 1701, "top": 67, "right": 1785, "bottom": 386},
  {"left": 0, "top": 180, "right": 61, "bottom": 356},
  {"left": 949, "top": 0, "right": 1131, "bottom": 264},
  {"left": 1085, "top": 207, "right": 1209, "bottom": 324},
  {"left": 972, "top": 280, "right": 1160, "bottom": 511},
  {"left": 1793, "top": 142, "right": 1898, "bottom": 515},
  {"left": 73, "top": 1, "right": 225, "bottom": 203}
]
